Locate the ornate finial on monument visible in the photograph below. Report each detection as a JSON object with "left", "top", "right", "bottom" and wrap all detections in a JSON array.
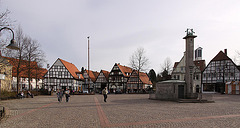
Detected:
[
  {"left": 185, "top": 28, "right": 195, "bottom": 36},
  {"left": 185, "top": 28, "right": 189, "bottom": 35},
  {"left": 183, "top": 28, "right": 197, "bottom": 39}
]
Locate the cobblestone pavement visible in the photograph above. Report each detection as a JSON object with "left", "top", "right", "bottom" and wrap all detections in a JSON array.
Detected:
[{"left": 0, "top": 94, "right": 240, "bottom": 128}]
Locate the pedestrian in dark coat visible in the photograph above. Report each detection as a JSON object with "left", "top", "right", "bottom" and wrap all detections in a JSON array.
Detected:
[
  {"left": 65, "top": 88, "right": 70, "bottom": 102},
  {"left": 57, "top": 89, "right": 63, "bottom": 102}
]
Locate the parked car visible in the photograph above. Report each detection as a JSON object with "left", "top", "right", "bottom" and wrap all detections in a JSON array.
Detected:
[
  {"left": 115, "top": 89, "right": 122, "bottom": 94},
  {"left": 83, "top": 90, "right": 88, "bottom": 93}
]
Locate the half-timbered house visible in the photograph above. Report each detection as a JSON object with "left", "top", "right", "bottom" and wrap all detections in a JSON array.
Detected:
[
  {"left": 3, "top": 56, "right": 47, "bottom": 91},
  {"left": 108, "top": 63, "right": 132, "bottom": 93},
  {"left": 202, "top": 49, "right": 240, "bottom": 93},
  {"left": 82, "top": 70, "right": 99, "bottom": 93},
  {"left": 127, "top": 70, "right": 152, "bottom": 93},
  {"left": 43, "top": 58, "right": 82, "bottom": 92},
  {"left": 95, "top": 70, "right": 110, "bottom": 93}
]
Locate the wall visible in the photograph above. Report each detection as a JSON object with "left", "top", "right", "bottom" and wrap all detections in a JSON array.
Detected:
[{"left": 149, "top": 80, "right": 186, "bottom": 101}]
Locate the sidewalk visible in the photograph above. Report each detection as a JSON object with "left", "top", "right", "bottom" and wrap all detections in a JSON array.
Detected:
[{"left": 0, "top": 94, "right": 240, "bottom": 128}]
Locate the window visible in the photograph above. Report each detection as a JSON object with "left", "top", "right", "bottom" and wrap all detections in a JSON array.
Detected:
[
  {"left": 173, "top": 75, "right": 176, "bottom": 79},
  {"left": 198, "top": 50, "right": 202, "bottom": 57},
  {"left": 196, "top": 75, "right": 199, "bottom": 80},
  {"left": 50, "top": 72, "right": 53, "bottom": 77}
]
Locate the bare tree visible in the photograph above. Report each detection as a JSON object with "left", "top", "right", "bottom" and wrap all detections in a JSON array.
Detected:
[
  {"left": 24, "top": 36, "right": 46, "bottom": 90},
  {"left": 129, "top": 47, "right": 149, "bottom": 93},
  {"left": 160, "top": 57, "right": 172, "bottom": 75},
  {"left": 15, "top": 27, "right": 27, "bottom": 93},
  {"left": 0, "top": 9, "right": 12, "bottom": 27},
  {"left": 157, "top": 57, "right": 173, "bottom": 82},
  {"left": 130, "top": 47, "right": 149, "bottom": 71},
  {"left": 0, "top": 9, "right": 14, "bottom": 52}
]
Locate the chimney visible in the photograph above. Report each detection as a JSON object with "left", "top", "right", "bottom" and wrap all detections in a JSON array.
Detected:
[{"left": 224, "top": 49, "right": 227, "bottom": 55}]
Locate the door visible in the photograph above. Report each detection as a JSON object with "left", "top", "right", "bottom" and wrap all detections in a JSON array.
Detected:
[
  {"left": 228, "top": 84, "right": 232, "bottom": 94},
  {"left": 178, "top": 85, "right": 184, "bottom": 99},
  {"left": 236, "top": 85, "right": 239, "bottom": 94}
]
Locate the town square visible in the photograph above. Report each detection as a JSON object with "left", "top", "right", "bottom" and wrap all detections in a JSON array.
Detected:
[
  {"left": 1, "top": 1, "right": 240, "bottom": 128},
  {"left": 1, "top": 94, "right": 240, "bottom": 128}
]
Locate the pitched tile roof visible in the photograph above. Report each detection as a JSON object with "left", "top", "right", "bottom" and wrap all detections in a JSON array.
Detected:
[
  {"left": 59, "top": 58, "right": 80, "bottom": 79},
  {"left": 139, "top": 71, "right": 152, "bottom": 85},
  {"left": 101, "top": 70, "right": 110, "bottom": 80},
  {"left": 211, "top": 51, "right": 231, "bottom": 61},
  {"left": 79, "top": 74, "right": 84, "bottom": 80},
  {"left": 117, "top": 63, "right": 133, "bottom": 77},
  {"left": 173, "top": 62, "right": 180, "bottom": 69},
  {"left": 3, "top": 56, "right": 47, "bottom": 79},
  {"left": 36, "top": 68, "right": 48, "bottom": 79},
  {"left": 173, "top": 57, "right": 206, "bottom": 72},
  {"left": 129, "top": 70, "right": 152, "bottom": 85},
  {"left": 86, "top": 70, "right": 99, "bottom": 82}
]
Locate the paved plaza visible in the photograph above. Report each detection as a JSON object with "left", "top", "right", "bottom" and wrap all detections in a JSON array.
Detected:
[{"left": 0, "top": 93, "right": 240, "bottom": 128}]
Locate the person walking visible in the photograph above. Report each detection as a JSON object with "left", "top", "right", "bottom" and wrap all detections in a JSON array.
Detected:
[
  {"left": 65, "top": 88, "right": 70, "bottom": 102},
  {"left": 27, "top": 91, "right": 34, "bottom": 98},
  {"left": 57, "top": 89, "right": 63, "bottom": 102},
  {"left": 102, "top": 87, "right": 108, "bottom": 102}
]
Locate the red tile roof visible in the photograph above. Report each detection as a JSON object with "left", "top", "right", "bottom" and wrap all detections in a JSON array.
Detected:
[
  {"left": 36, "top": 68, "right": 48, "bottom": 79},
  {"left": 3, "top": 56, "right": 47, "bottom": 79},
  {"left": 59, "top": 58, "right": 80, "bottom": 79},
  {"left": 139, "top": 72, "right": 152, "bottom": 85},
  {"left": 101, "top": 70, "right": 110, "bottom": 80},
  {"left": 79, "top": 74, "right": 84, "bottom": 80},
  {"left": 86, "top": 70, "right": 99, "bottom": 82},
  {"left": 117, "top": 64, "right": 133, "bottom": 77},
  {"left": 129, "top": 70, "right": 152, "bottom": 85}
]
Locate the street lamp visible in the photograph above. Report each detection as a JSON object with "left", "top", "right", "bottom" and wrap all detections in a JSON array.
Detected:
[
  {"left": 0, "top": 27, "right": 19, "bottom": 96},
  {"left": 0, "top": 27, "right": 19, "bottom": 50}
]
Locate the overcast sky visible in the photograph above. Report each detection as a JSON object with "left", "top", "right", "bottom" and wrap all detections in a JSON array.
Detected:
[{"left": 1, "top": 0, "right": 240, "bottom": 73}]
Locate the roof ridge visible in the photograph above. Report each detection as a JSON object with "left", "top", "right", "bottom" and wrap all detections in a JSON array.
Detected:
[{"left": 211, "top": 51, "right": 231, "bottom": 61}]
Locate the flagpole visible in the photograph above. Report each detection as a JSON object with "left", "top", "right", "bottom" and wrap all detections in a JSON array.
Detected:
[{"left": 87, "top": 36, "right": 90, "bottom": 93}]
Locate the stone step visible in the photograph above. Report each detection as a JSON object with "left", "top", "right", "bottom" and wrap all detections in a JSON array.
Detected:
[{"left": 178, "top": 99, "right": 214, "bottom": 103}]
